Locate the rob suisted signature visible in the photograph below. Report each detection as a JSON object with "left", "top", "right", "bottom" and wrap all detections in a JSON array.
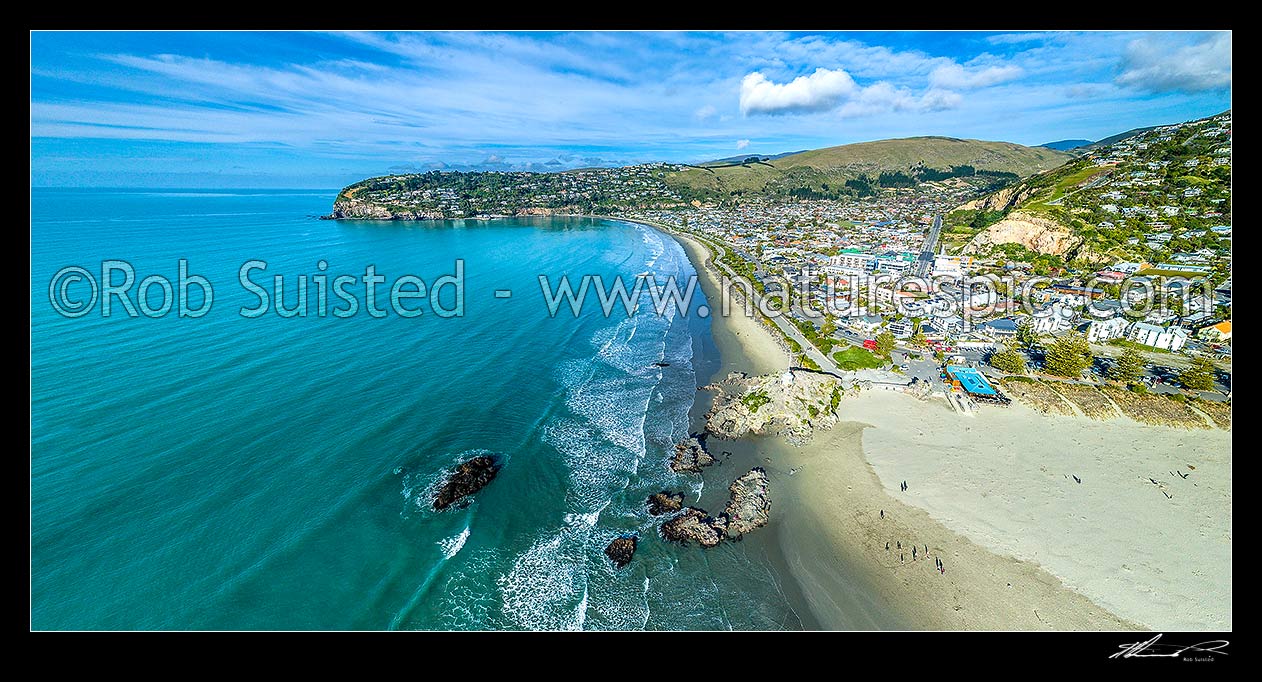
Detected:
[{"left": 1111, "top": 634, "right": 1229, "bottom": 660}]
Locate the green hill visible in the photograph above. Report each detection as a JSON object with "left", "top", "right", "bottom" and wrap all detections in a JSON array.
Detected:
[
  {"left": 953, "top": 111, "right": 1231, "bottom": 270},
  {"left": 663, "top": 136, "right": 1071, "bottom": 202}
]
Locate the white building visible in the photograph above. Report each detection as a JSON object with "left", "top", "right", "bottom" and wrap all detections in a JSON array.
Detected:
[
  {"left": 932, "top": 254, "right": 970, "bottom": 279},
  {"left": 1111, "top": 261, "right": 1148, "bottom": 274},
  {"left": 1128, "top": 322, "right": 1189, "bottom": 351},
  {"left": 888, "top": 319, "right": 914, "bottom": 339},
  {"left": 828, "top": 252, "right": 875, "bottom": 273},
  {"left": 1032, "top": 302, "right": 1076, "bottom": 333},
  {"left": 1087, "top": 317, "right": 1129, "bottom": 343}
]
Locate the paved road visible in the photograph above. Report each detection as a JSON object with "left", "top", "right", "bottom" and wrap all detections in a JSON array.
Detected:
[
  {"left": 665, "top": 227, "right": 844, "bottom": 375},
  {"left": 914, "top": 215, "right": 942, "bottom": 278}
]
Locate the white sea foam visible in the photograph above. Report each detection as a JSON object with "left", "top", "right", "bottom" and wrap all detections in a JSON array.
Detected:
[
  {"left": 438, "top": 526, "right": 471, "bottom": 560},
  {"left": 498, "top": 529, "right": 587, "bottom": 631},
  {"left": 500, "top": 226, "right": 707, "bottom": 631}
]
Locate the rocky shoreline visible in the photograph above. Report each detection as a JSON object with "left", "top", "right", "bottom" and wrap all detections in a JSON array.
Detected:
[
  {"left": 325, "top": 199, "right": 593, "bottom": 221},
  {"left": 669, "top": 435, "right": 715, "bottom": 473},
  {"left": 724, "top": 468, "right": 771, "bottom": 538}
]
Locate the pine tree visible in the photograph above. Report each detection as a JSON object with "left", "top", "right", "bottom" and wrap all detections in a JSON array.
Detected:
[
  {"left": 1178, "top": 356, "right": 1216, "bottom": 391},
  {"left": 1015, "top": 319, "right": 1039, "bottom": 351},
  {"left": 1109, "top": 347, "right": 1145, "bottom": 385},
  {"left": 874, "top": 331, "right": 896, "bottom": 358},
  {"left": 1044, "top": 332, "right": 1093, "bottom": 378},
  {"left": 989, "top": 344, "right": 1027, "bottom": 374}
]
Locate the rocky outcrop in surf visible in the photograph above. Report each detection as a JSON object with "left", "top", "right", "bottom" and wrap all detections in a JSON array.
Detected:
[
  {"left": 660, "top": 507, "right": 728, "bottom": 548},
  {"left": 657, "top": 468, "right": 771, "bottom": 548},
  {"left": 647, "top": 491, "right": 685, "bottom": 515},
  {"left": 669, "top": 436, "right": 715, "bottom": 473},
  {"left": 432, "top": 455, "right": 501, "bottom": 510},
  {"left": 604, "top": 536, "right": 638, "bottom": 568},
  {"left": 724, "top": 468, "right": 771, "bottom": 538}
]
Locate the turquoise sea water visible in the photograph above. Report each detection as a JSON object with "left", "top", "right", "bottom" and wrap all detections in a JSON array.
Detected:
[{"left": 30, "top": 189, "right": 805, "bottom": 630}]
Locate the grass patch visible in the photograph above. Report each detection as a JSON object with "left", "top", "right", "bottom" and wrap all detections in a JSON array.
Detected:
[
  {"left": 1136, "top": 268, "right": 1213, "bottom": 278},
  {"left": 1108, "top": 338, "right": 1173, "bottom": 354},
  {"left": 740, "top": 391, "right": 771, "bottom": 413},
  {"left": 1025, "top": 164, "right": 1112, "bottom": 212},
  {"left": 833, "top": 346, "right": 884, "bottom": 371}
]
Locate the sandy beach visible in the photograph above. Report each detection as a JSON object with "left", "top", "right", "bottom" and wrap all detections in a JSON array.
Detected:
[
  {"left": 669, "top": 226, "right": 1230, "bottom": 631},
  {"left": 847, "top": 391, "right": 1231, "bottom": 630}
]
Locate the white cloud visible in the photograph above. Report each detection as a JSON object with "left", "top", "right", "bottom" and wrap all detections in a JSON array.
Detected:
[
  {"left": 986, "top": 32, "right": 1060, "bottom": 45},
  {"left": 928, "top": 62, "right": 1023, "bottom": 90},
  {"left": 740, "top": 66, "right": 975, "bottom": 119},
  {"left": 740, "top": 68, "right": 857, "bottom": 115},
  {"left": 694, "top": 104, "right": 718, "bottom": 121},
  {"left": 1116, "top": 33, "right": 1231, "bottom": 93},
  {"left": 1064, "top": 84, "right": 1101, "bottom": 99},
  {"left": 837, "top": 81, "right": 918, "bottom": 117},
  {"left": 736, "top": 139, "right": 750, "bottom": 149},
  {"left": 919, "top": 88, "right": 964, "bottom": 112}
]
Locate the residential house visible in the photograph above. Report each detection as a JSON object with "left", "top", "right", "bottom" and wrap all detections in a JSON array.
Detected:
[
  {"left": 1198, "top": 320, "right": 1231, "bottom": 343},
  {"left": 1087, "top": 317, "right": 1129, "bottom": 343},
  {"left": 888, "top": 319, "right": 914, "bottom": 339},
  {"left": 1128, "top": 322, "right": 1189, "bottom": 351},
  {"left": 978, "top": 317, "right": 1020, "bottom": 340}
]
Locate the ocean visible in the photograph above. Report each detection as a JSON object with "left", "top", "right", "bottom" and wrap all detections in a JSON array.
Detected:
[{"left": 30, "top": 189, "right": 806, "bottom": 630}]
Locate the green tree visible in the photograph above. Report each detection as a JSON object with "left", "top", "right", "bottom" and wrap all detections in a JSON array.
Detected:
[
  {"left": 1044, "top": 332, "right": 1093, "bottom": 378},
  {"left": 1109, "top": 347, "right": 1146, "bottom": 385},
  {"left": 819, "top": 315, "right": 838, "bottom": 339},
  {"left": 989, "top": 344, "right": 1027, "bottom": 374},
  {"left": 1178, "top": 356, "right": 1216, "bottom": 391},
  {"left": 1015, "top": 319, "right": 1039, "bottom": 351},
  {"left": 874, "top": 331, "right": 896, "bottom": 358}
]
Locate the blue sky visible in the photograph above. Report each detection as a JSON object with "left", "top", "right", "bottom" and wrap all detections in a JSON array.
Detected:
[{"left": 30, "top": 31, "right": 1231, "bottom": 188}]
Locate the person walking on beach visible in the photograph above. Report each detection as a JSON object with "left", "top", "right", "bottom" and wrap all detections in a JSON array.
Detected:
[
  {"left": 885, "top": 542, "right": 889, "bottom": 551},
  {"left": 880, "top": 510, "right": 884, "bottom": 519},
  {"left": 912, "top": 547, "right": 917, "bottom": 560}
]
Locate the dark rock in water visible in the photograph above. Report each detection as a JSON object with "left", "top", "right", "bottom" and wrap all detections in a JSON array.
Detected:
[
  {"left": 433, "top": 455, "right": 501, "bottom": 510},
  {"left": 604, "top": 536, "right": 638, "bottom": 568},
  {"left": 647, "top": 491, "right": 685, "bottom": 515},
  {"left": 660, "top": 507, "right": 727, "bottom": 548},
  {"left": 669, "top": 436, "right": 715, "bottom": 473},
  {"left": 724, "top": 467, "right": 771, "bottom": 537},
  {"left": 653, "top": 362, "right": 671, "bottom": 367}
]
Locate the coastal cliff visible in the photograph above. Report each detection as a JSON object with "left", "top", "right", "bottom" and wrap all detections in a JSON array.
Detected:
[
  {"left": 963, "top": 210, "right": 1082, "bottom": 257},
  {"left": 326, "top": 197, "right": 591, "bottom": 220}
]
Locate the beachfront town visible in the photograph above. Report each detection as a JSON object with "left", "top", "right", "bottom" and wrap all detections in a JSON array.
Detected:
[
  {"left": 338, "top": 112, "right": 1231, "bottom": 409},
  {"left": 632, "top": 115, "right": 1232, "bottom": 409}
]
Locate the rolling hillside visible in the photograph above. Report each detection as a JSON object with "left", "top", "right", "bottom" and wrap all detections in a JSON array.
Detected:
[{"left": 664, "top": 136, "right": 1071, "bottom": 201}]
